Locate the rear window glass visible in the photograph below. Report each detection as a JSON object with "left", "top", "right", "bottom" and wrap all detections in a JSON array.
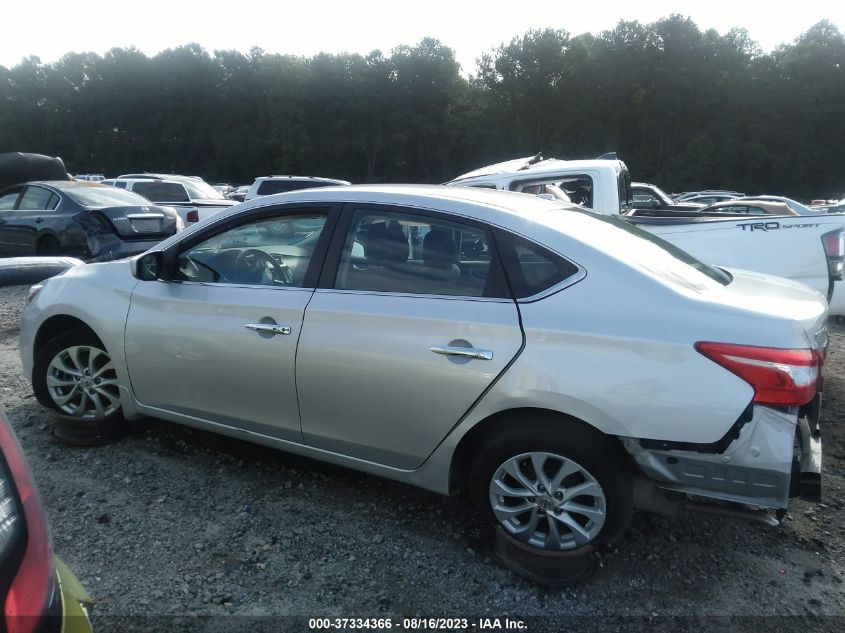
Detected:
[
  {"left": 181, "top": 179, "right": 224, "bottom": 200},
  {"left": 131, "top": 182, "right": 190, "bottom": 203},
  {"left": 495, "top": 229, "right": 580, "bottom": 299},
  {"left": 257, "top": 180, "right": 334, "bottom": 196},
  {"left": 64, "top": 185, "right": 152, "bottom": 207},
  {"left": 575, "top": 210, "right": 731, "bottom": 286}
]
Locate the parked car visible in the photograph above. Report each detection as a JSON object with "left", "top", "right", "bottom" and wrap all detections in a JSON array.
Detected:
[
  {"left": 244, "top": 176, "right": 351, "bottom": 201},
  {"left": 0, "top": 180, "right": 183, "bottom": 260},
  {"left": 226, "top": 185, "right": 250, "bottom": 203},
  {"left": 0, "top": 408, "right": 93, "bottom": 632},
  {"left": 21, "top": 185, "right": 826, "bottom": 559},
  {"left": 73, "top": 174, "right": 105, "bottom": 183},
  {"left": 733, "top": 196, "right": 824, "bottom": 216},
  {"left": 812, "top": 198, "right": 845, "bottom": 214},
  {"left": 108, "top": 176, "right": 237, "bottom": 224},
  {"left": 631, "top": 183, "right": 704, "bottom": 211}
]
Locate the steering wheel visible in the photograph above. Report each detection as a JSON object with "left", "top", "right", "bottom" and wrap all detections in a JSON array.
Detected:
[{"left": 233, "top": 249, "right": 293, "bottom": 285}]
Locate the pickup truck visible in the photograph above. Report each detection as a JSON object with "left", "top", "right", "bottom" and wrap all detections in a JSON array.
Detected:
[
  {"left": 447, "top": 157, "right": 845, "bottom": 314},
  {"left": 107, "top": 175, "right": 237, "bottom": 224}
]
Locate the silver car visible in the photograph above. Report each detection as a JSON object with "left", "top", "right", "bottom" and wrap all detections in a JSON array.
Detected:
[{"left": 20, "top": 185, "right": 826, "bottom": 555}]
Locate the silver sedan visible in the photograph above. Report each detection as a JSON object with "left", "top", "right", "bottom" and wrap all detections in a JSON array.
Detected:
[{"left": 20, "top": 185, "right": 827, "bottom": 556}]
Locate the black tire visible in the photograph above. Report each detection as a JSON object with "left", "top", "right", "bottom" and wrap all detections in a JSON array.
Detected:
[
  {"left": 469, "top": 412, "right": 632, "bottom": 555},
  {"left": 33, "top": 327, "right": 128, "bottom": 445},
  {"left": 37, "top": 236, "right": 61, "bottom": 256}
]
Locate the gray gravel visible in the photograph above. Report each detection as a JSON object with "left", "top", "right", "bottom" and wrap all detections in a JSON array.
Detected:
[{"left": 1, "top": 283, "right": 844, "bottom": 631}]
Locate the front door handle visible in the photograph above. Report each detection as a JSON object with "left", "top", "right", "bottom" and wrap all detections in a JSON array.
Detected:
[
  {"left": 430, "top": 345, "right": 493, "bottom": 361},
  {"left": 34, "top": 217, "right": 44, "bottom": 223},
  {"left": 245, "top": 323, "right": 291, "bottom": 336}
]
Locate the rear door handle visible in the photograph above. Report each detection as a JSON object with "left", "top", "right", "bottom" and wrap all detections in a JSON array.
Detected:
[
  {"left": 34, "top": 217, "right": 44, "bottom": 223},
  {"left": 245, "top": 323, "right": 291, "bottom": 336},
  {"left": 430, "top": 345, "right": 493, "bottom": 361}
]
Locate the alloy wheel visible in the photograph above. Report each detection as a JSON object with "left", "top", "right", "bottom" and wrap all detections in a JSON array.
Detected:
[
  {"left": 46, "top": 345, "right": 121, "bottom": 419},
  {"left": 489, "top": 451, "right": 606, "bottom": 551}
]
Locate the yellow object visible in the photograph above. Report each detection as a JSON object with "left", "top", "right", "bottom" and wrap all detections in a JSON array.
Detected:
[{"left": 54, "top": 557, "right": 93, "bottom": 633}]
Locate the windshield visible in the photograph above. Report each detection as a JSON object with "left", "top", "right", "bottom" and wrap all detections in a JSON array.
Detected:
[
  {"left": 63, "top": 185, "right": 153, "bottom": 207},
  {"left": 181, "top": 179, "right": 224, "bottom": 200}
]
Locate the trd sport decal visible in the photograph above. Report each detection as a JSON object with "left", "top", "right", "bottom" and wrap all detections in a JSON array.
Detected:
[{"left": 738, "top": 221, "right": 821, "bottom": 232}]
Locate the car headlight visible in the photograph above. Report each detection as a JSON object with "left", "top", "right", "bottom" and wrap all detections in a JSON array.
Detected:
[{"left": 25, "top": 284, "right": 44, "bottom": 305}]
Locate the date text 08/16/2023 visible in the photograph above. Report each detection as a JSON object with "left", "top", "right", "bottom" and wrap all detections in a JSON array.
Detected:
[{"left": 308, "top": 617, "right": 528, "bottom": 630}]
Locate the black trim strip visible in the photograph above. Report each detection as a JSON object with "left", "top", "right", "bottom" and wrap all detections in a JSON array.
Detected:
[{"left": 638, "top": 403, "right": 753, "bottom": 454}]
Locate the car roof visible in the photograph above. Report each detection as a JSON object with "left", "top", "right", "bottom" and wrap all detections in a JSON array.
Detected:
[
  {"left": 116, "top": 173, "right": 203, "bottom": 181},
  {"left": 187, "top": 184, "right": 565, "bottom": 231},
  {"left": 20, "top": 180, "right": 108, "bottom": 191},
  {"left": 256, "top": 175, "right": 347, "bottom": 181}
]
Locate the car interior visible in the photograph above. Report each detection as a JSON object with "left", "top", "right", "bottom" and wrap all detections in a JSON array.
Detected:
[
  {"left": 175, "top": 215, "right": 325, "bottom": 286},
  {"left": 336, "top": 212, "right": 492, "bottom": 297}
]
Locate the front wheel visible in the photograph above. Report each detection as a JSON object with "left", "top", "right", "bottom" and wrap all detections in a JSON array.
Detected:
[
  {"left": 33, "top": 328, "right": 128, "bottom": 444},
  {"left": 469, "top": 417, "right": 632, "bottom": 554}
]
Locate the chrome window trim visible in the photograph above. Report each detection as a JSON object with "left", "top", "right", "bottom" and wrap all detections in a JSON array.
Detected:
[
  {"left": 313, "top": 288, "right": 513, "bottom": 303},
  {"left": 515, "top": 266, "right": 588, "bottom": 304},
  {"left": 126, "top": 213, "right": 166, "bottom": 219},
  {"left": 15, "top": 185, "right": 63, "bottom": 212},
  {"left": 162, "top": 279, "right": 315, "bottom": 292}
]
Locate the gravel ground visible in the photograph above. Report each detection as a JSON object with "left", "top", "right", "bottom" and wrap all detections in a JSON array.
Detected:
[{"left": 1, "top": 282, "right": 844, "bottom": 632}]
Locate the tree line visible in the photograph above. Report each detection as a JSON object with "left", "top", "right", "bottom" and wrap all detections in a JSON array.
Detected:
[{"left": 1, "top": 15, "right": 843, "bottom": 199}]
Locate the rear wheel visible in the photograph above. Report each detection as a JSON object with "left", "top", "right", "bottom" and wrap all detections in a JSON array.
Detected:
[
  {"left": 36, "top": 236, "right": 61, "bottom": 256},
  {"left": 469, "top": 415, "right": 632, "bottom": 555},
  {"left": 33, "top": 328, "right": 128, "bottom": 445}
]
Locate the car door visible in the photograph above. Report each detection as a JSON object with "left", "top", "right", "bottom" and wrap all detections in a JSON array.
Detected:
[
  {"left": 0, "top": 185, "right": 59, "bottom": 254},
  {"left": 124, "top": 204, "right": 338, "bottom": 441},
  {"left": 0, "top": 186, "right": 25, "bottom": 255},
  {"left": 296, "top": 204, "right": 524, "bottom": 469}
]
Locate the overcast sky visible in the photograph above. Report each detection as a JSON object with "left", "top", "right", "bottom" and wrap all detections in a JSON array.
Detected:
[{"left": 3, "top": 0, "right": 843, "bottom": 73}]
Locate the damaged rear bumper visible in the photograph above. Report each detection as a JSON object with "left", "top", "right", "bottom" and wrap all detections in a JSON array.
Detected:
[
  {"left": 623, "top": 395, "right": 822, "bottom": 514},
  {"left": 86, "top": 234, "right": 168, "bottom": 262}
]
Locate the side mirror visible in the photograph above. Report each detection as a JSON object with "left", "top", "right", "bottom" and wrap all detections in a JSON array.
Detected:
[{"left": 132, "top": 251, "right": 163, "bottom": 280}]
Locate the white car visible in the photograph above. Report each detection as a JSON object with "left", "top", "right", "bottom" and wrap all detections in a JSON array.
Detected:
[
  {"left": 245, "top": 176, "right": 351, "bottom": 201},
  {"left": 20, "top": 186, "right": 825, "bottom": 556}
]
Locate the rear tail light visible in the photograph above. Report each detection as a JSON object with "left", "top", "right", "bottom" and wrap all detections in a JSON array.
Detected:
[
  {"left": 186, "top": 210, "right": 199, "bottom": 223},
  {"left": 0, "top": 419, "right": 54, "bottom": 633},
  {"left": 822, "top": 228, "right": 845, "bottom": 280},
  {"left": 695, "top": 342, "right": 820, "bottom": 406}
]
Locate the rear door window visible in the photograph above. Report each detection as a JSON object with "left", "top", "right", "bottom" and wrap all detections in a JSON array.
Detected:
[
  {"left": 333, "top": 208, "right": 507, "bottom": 298},
  {"left": 17, "top": 186, "right": 56, "bottom": 210}
]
